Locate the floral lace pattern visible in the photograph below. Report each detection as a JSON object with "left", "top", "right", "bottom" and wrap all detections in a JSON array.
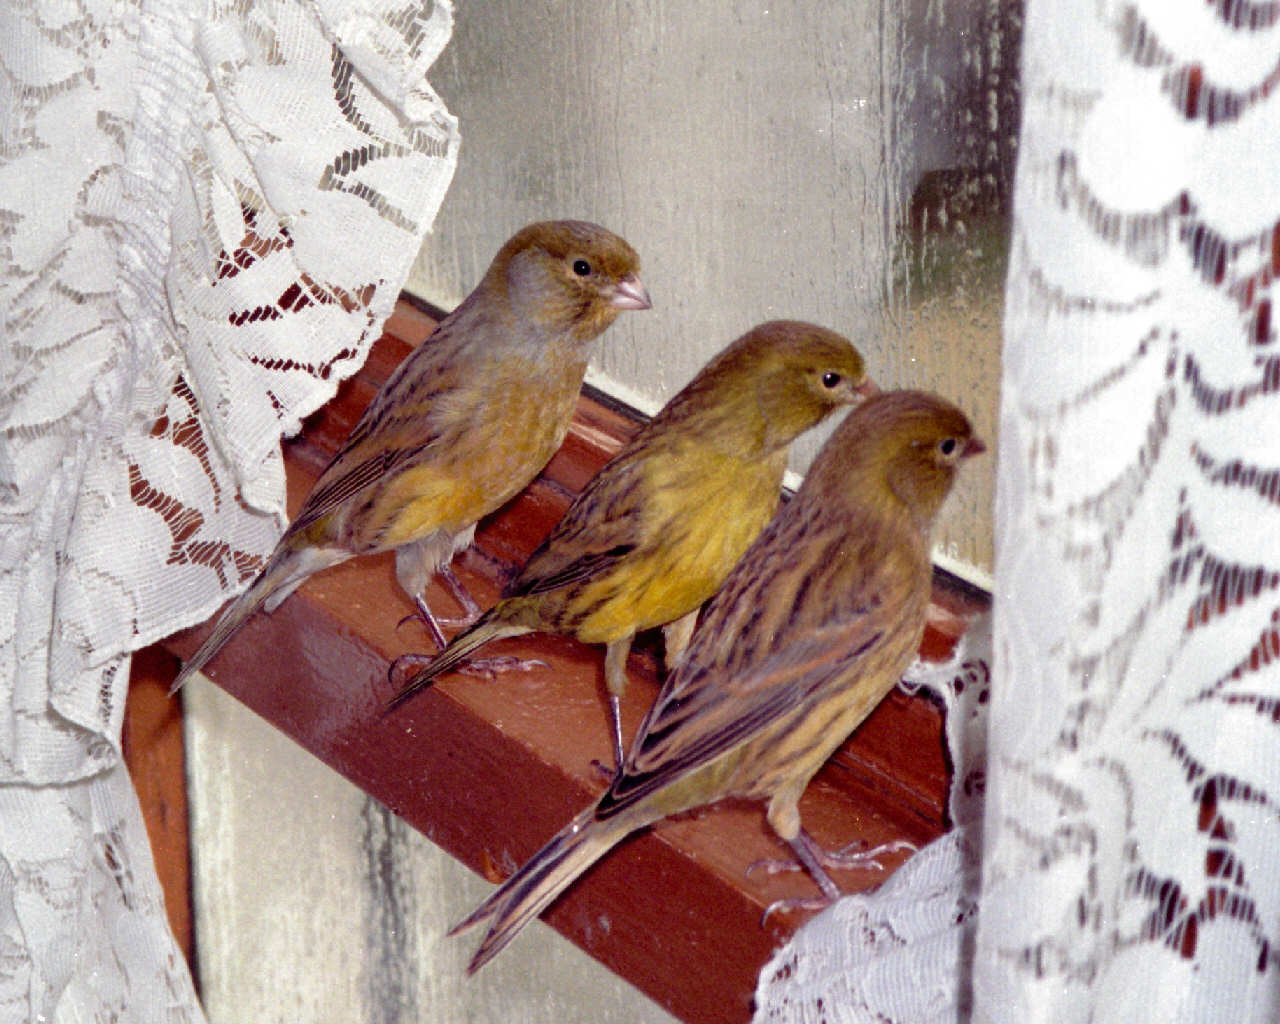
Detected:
[{"left": 0, "top": 2, "right": 457, "bottom": 1018}]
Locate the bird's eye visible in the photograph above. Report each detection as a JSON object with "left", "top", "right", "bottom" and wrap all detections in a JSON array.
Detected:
[
  {"left": 939, "top": 438, "right": 958, "bottom": 456},
  {"left": 821, "top": 372, "right": 842, "bottom": 389},
  {"left": 572, "top": 258, "right": 592, "bottom": 277}
]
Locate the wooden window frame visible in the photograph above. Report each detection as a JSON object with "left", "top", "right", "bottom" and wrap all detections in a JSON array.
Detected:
[{"left": 131, "top": 297, "right": 989, "bottom": 1022}]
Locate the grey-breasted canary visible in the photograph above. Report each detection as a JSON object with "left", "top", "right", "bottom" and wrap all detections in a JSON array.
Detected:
[{"left": 170, "top": 220, "right": 649, "bottom": 693}]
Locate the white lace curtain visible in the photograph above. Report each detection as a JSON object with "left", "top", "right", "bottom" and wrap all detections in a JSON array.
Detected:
[
  {"left": 757, "top": 1, "right": 1280, "bottom": 1020},
  {"left": 0, "top": 3, "right": 458, "bottom": 1020}
]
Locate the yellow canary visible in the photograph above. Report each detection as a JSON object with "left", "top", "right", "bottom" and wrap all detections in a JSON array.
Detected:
[
  {"left": 450, "top": 390, "right": 984, "bottom": 972},
  {"left": 170, "top": 220, "right": 650, "bottom": 693},
  {"left": 388, "top": 321, "right": 873, "bottom": 769}
]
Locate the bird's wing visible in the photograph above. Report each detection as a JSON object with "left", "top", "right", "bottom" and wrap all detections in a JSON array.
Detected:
[
  {"left": 597, "top": 493, "right": 919, "bottom": 817},
  {"left": 285, "top": 320, "right": 469, "bottom": 534},
  {"left": 287, "top": 437, "right": 432, "bottom": 534},
  {"left": 504, "top": 452, "right": 652, "bottom": 597},
  {"left": 597, "top": 610, "right": 883, "bottom": 817},
  {"left": 513, "top": 541, "right": 641, "bottom": 596},
  {"left": 289, "top": 448, "right": 396, "bottom": 533}
]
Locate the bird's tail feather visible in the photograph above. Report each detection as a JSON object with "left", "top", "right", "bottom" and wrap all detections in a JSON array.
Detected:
[
  {"left": 387, "top": 614, "right": 524, "bottom": 709},
  {"left": 169, "top": 544, "right": 334, "bottom": 694},
  {"left": 450, "top": 805, "right": 632, "bottom": 973}
]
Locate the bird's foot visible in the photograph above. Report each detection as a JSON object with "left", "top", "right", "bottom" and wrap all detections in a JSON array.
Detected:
[
  {"left": 431, "top": 613, "right": 479, "bottom": 630},
  {"left": 582, "top": 695, "right": 627, "bottom": 784},
  {"left": 748, "top": 837, "right": 917, "bottom": 880},
  {"left": 759, "top": 894, "right": 838, "bottom": 927},
  {"left": 750, "top": 834, "right": 916, "bottom": 926},
  {"left": 453, "top": 655, "right": 549, "bottom": 680},
  {"left": 387, "top": 651, "right": 438, "bottom": 692},
  {"left": 388, "top": 652, "right": 547, "bottom": 691},
  {"left": 393, "top": 596, "right": 451, "bottom": 651},
  {"left": 436, "top": 564, "right": 483, "bottom": 628},
  {"left": 399, "top": 610, "right": 468, "bottom": 631},
  {"left": 396, "top": 573, "right": 486, "bottom": 648},
  {"left": 394, "top": 608, "right": 480, "bottom": 638},
  {"left": 588, "top": 758, "right": 620, "bottom": 785}
]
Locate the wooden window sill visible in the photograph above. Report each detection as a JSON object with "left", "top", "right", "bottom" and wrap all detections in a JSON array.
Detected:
[{"left": 152, "top": 297, "right": 989, "bottom": 1023}]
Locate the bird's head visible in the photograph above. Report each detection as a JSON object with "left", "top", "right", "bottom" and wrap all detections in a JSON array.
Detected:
[
  {"left": 740, "top": 321, "right": 873, "bottom": 449},
  {"left": 677, "top": 321, "right": 873, "bottom": 454},
  {"left": 811, "top": 390, "right": 984, "bottom": 529},
  {"left": 496, "top": 220, "right": 650, "bottom": 343}
]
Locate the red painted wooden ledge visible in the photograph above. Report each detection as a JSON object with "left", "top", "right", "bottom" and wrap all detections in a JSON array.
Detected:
[{"left": 156, "top": 297, "right": 988, "bottom": 1023}]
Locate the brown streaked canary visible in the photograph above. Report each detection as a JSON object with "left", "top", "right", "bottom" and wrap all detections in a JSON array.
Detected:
[
  {"left": 450, "top": 390, "right": 984, "bottom": 972},
  {"left": 169, "top": 220, "right": 650, "bottom": 693},
  {"left": 387, "top": 321, "right": 874, "bottom": 769}
]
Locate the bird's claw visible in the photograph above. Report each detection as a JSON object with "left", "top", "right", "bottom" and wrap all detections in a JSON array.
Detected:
[
  {"left": 746, "top": 854, "right": 795, "bottom": 879},
  {"left": 588, "top": 758, "right": 620, "bottom": 785},
  {"left": 749, "top": 837, "right": 917, "bottom": 925},
  {"left": 387, "top": 651, "right": 437, "bottom": 688},
  {"left": 748, "top": 837, "right": 916, "bottom": 879},
  {"left": 432, "top": 612, "right": 482, "bottom": 630},
  {"left": 747, "top": 839, "right": 921, "bottom": 926},
  {"left": 388, "top": 653, "right": 548, "bottom": 693},
  {"left": 395, "top": 604, "right": 473, "bottom": 638},
  {"left": 817, "top": 837, "right": 917, "bottom": 871},
  {"left": 455, "top": 656, "right": 549, "bottom": 680},
  {"left": 760, "top": 895, "right": 835, "bottom": 928}
]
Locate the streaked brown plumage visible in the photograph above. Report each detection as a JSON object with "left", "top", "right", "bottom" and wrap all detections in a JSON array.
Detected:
[
  {"left": 170, "top": 220, "right": 649, "bottom": 693},
  {"left": 450, "top": 390, "right": 984, "bottom": 972},
  {"left": 387, "top": 321, "right": 873, "bottom": 768}
]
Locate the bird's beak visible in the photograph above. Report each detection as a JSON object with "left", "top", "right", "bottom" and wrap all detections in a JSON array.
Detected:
[
  {"left": 610, "top": 274, "right": 652, "bottom": 310},
  {"left": 854, "top": 376, "right": 880, "bottom": 400},
  {"left": 963, "top": 436, "right": 987, "bottom": 457}
]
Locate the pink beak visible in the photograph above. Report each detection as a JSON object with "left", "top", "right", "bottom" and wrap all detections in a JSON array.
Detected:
[{"left": 610, "top": 274, "right": 652, "bottom": 310}]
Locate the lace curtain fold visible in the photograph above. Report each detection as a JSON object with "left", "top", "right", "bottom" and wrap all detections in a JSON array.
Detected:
[
  {"left": 756, "top": 2, "right": 1280, "bottom": 1020},
  {"left": 0, "top": 2, "right": 458, "bottom": 1019}
]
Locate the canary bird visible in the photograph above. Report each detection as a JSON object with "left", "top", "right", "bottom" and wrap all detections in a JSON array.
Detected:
[
  {"left": 170, "top": 220, "right": 650, "bottom": 693},
  {"left": 388, "top": 321, "right": 874, "bottom": 769},
  {"left": 450, "top": 390, "right": 984, "bottom": 972}
]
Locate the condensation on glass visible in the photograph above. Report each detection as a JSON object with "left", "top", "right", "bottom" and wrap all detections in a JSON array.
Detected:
[
  {"left": 405, "top": 2, "right": 1021, "bottom": 577},
  {"left": 883, "top": 0, "right": 1022, "bottom": 573}
]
